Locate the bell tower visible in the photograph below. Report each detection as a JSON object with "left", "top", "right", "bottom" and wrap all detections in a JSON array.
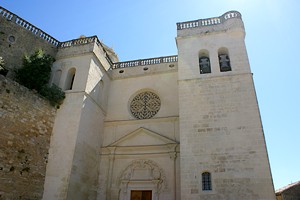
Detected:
[{"left": 176, "top": 11, "right": 275, "bottom": 199}]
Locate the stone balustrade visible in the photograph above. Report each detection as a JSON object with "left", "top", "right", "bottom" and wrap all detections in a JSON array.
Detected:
[
  {"left": 0, "top": 6, "right": 14, "bottom": 20},
  {"left": 112, "top": 55, "right": 178, "bottom": 69},
  {"left": 59, "top": 36, "right": 97, "bottom": 48},
  {"left": 0, "top": 6, "right": 60, "bottom": 46},
  {"left": 177, "top": 11, "right": 241, "bottom": 30},
  {"left": 59, "top": 35, "right": 114, "bottom": 66}
]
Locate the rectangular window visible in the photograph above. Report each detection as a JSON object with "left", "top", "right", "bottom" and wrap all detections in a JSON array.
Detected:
[
  {"left": 202, "top": 172, "right": 212, "bottom": 191},
  {"left": 199, "top": 57, "right": 211, "bottom": 74}
]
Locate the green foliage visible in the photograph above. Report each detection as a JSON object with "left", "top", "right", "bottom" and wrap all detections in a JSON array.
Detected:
[
  {"left": 39, "top": 84, "right": 65, "bottom": 107},
  {"left": 16, "top": 50, "right": 54, "bottom": 91},
  {"left": 15, "top": 50, "right": 65, "bottom": 107},
  {"left": 0, "top": 56, "right": 8, "bottom": 76},
  {"left": 0, "top": 57, "right": 4, "bottom": 68}
]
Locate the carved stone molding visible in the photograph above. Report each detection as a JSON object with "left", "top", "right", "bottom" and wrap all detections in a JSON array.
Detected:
[
  {"left": 169, "top": 152, "right": 177, "bottom": 161},
  {"left": 119, "top": 159, "right": 167, "bottom": 193}
]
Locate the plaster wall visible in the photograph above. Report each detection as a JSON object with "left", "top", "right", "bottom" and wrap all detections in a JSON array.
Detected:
[
  {"left": 86, "top": 57, "right": 110, "bottom": 111},
  {"left": 104, "top": 69, "right": 179, "bottom": 149},
  {"left": 42, "top": 92, "right": 85, "bottom": 200},
  {"left": 99, "top": 67, "right": 180, "bottom": 200},
  {"left": 66, "top": 49, "right": 108, "bottom": 199},
  {"left": 67, "top": 94, "right": 105, "bottom": 199},
  {"left": 106, "top": 68, "right": 179, "bottom": 121},
  {"left": 44, "top": 44, "right": 109, "bottom": 199},
  {"left": 51, "top": 53, "right": 92, "bottom": 92}
]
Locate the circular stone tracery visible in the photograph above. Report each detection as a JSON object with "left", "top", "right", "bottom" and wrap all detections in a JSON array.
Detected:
[{"left": 130, "top": 91, "right": 161, "bottom": 119}]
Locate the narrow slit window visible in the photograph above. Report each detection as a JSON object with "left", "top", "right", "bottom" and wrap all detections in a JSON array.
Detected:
[
  {"left": 69, "top": 74, "right": 75, "bottom": 90},
  {"left": 65, "top": 68, "right": 76, "bottom": 90}
]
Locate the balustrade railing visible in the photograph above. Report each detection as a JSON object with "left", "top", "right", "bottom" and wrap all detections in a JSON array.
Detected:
[
  {"left": 0, "top": 6, "right": 14, "bottom": 20},
  {"left": 0, "top": 6, "right": 60, "bottom": 46},
  {"left": 112, "top": 55, "right": 178, "bottom": 69},
  {"left": 177, "top": 11, "right": 241, "bottom": 30},
  {"left": 59, "top": 35, "right": 114, "bottom": 66},
  {"left": 59, "top": 36, "right": 97, "bottom": 48}
]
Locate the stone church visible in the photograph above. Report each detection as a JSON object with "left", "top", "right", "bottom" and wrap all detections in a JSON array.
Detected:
[{"left": 0, "top": 6, "right": 275, "bottom": 200}]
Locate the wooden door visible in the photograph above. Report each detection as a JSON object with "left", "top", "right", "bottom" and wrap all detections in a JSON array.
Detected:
[{"left": 131, "top": 190, "right": 152, "bottom": 200}]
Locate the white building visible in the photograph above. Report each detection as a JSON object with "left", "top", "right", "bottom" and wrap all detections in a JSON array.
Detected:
[{"left": 0, "top": 7, "right": 276, "bottom": 200}]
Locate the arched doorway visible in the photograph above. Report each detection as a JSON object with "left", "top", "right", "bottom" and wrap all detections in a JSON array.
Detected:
[{"left": 119, "top": 159, "right": 167, "bottom": 200}]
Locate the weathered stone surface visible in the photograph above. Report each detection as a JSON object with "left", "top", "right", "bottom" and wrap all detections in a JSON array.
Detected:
[
  {"left": 0, "top": 16, "right": 57, "bottom": 77},
  {"left": 276, "top": 181, "right": 300, "bottom": 200},
  {"left": 0, "top": 75, "right": 56, "bottom": 200}
]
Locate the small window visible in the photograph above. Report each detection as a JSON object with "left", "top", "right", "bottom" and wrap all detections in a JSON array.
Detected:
[
  {"left": 8, "top": 35, "right": 16, "bottom": 43},
  {"left": 65, "top": 68, "right": 76, "bottom": 90},
  {"left": 218, "top": 47, "right": 231, "bottom": 72},
  {"left": 202, "top": 172, "right": 212, "bottom": 191},
  {"left": 219, "top": 54, "right": 231, "bottom": 72},
  {"left": 199, "top": 49, "right": 211, "bottom": 74},
  {"left": 69, "top": 74, "right": 75, "bottom": 90},
  {"left": 199, "top": 57, "right": 211, "bottom": 74}
]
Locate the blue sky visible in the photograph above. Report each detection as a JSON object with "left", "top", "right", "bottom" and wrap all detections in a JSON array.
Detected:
[{"left": 1, "top": 0, "right": 299, "bottom": 190}]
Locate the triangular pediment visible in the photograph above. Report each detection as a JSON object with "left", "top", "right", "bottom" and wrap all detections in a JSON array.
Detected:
[{"left": 108, "top": 128, "right": 178, "bottom": 147}]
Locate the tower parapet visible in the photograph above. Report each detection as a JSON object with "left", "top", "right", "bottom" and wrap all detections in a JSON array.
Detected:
[
  {"left": 177, "top": 11, "right": 244, "bottom": 37},
  {"left": 57, "top": 35, "right": 115, "bottom": 66}
]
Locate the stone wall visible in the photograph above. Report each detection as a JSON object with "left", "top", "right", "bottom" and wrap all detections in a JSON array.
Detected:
[
  {"left": 178, "top": 75, "right": 275, "bottom": 199},
  {"left": 0, "top": 11, "right": 58, "bottom": 77},
  {"left": 0, "top": 76, "right": 56, "bottom": 200},
  {"left": 276, "top": 182, "right": 300, "bottom": 200}
]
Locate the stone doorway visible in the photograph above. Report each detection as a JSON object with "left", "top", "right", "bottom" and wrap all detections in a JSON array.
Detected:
[{"left": 130, "top": 190, "right": 152, "bottom": 200}]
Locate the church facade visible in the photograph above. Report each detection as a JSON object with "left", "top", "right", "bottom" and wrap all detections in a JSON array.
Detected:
[{"left": 0, "top": 7, "right": 275, "bottom": 200}]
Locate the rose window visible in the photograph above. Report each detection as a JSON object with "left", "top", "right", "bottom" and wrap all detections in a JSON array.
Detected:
[{"left": 130, "top": 91, "right": 161, "bottom": 119}]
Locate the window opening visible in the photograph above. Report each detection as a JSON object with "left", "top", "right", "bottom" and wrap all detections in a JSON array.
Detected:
[
  {"left": 69, "top": 74, "right": 75, "bottom": 90},
  {"left": 199, "top": 56, "right": 211, "bottom": 74},
  {"left": 202, "top": 172, "right": 212, "bottom": 191},
  {"left": 219, "top": 54, "right": 231, "bottom": 72},
  {"left": 65, "top": 68, "right": 76, "bottom": 90}
]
